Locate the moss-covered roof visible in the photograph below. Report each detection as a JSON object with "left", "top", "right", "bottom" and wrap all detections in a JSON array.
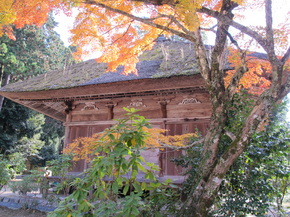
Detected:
[{"left": 0, "top": 40, "right": 209, "bottom": 93}]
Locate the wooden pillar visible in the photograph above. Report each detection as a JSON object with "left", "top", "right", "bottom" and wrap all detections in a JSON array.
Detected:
[
  {"left": 63, "top": 106, "right": 72, "bottom": 149},
  {"left": 154, "top": 97, "right": 173, "bottom": 119},
  {"left": 159, "top": 121, "right": 167, "bottom": 177},
  {"left": 64, "top": 126, "right": 71, "bottom": 149},
  {"left": 158, "top": 100, "right": 168, "bottom": 177},
  {"left": 107, "top": 104, "right": 114, "bottom": 120},
  {"left": 104, "top": 100, "right": 120, "bottom": 120},
  {"left": 158, "top": 101, "right": 168, "bottom": 176},
  {"left": 159, "top": 101, "right": 167, "bottom": 118}
]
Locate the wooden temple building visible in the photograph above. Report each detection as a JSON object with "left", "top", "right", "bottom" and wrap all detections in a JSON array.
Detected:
[{"left": 0, "top": 39, "right": 216, "bottom": 181}]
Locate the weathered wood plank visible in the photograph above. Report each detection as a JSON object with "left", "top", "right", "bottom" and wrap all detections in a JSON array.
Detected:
[
  {"left": 69, "top": 127, "right": 89, "bottom": 172},
  {"left": 63, "top": 117, "right": 211, "bottom": 126}
]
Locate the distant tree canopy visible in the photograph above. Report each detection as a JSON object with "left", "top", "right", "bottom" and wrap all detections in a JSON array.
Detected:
[
  {"left": 0, "top": 14, "right": 76, "bottom": 165},
  {"left": 0, "top": 14, "right": 76, "bottom": 86}
]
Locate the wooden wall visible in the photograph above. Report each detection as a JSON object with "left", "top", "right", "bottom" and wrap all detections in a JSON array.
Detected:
[
  {"left": 67, "top": 125, "right": 112, "bottom": 172},
  {"left": 65, "top": 92, "right": 211, "bottom": 122},
  {"left": 64, "top": 92, "right": 211, "bottom": 174}
]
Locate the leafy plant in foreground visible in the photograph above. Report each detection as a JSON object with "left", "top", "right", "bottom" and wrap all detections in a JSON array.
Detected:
[{"left": 49, "top": 108, "right": 171, "bottom": 217}]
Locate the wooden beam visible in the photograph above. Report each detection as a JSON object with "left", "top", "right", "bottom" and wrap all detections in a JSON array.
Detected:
[{"left": 63, "top": 117, "right": 211, "bottom": 126}]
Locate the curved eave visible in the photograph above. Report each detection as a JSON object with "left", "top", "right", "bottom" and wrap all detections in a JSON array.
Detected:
[{"left": 0, "top": 74, "right": 206, "bottom": 122}]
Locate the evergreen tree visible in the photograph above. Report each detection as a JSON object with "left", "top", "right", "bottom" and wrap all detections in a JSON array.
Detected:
[
  {"left": 0, "top": 100, "right": 34, "bottom": 154},
  {"left": 0, "top": 14, "right": 76, "bottom": 165},
  {"left": 0, "top": 14, "right": 76, "bottom": 84}
]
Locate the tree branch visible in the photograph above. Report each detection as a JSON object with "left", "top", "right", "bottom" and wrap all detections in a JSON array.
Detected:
[
  {"left": 83, "top": 0, "right": 195, "bottom": 42},
  {"left": 279, "top": 74, "right": 290, "bottom": 99},
  {"left": 224, "top": 130, "right": 236, "bottom": 141},
  {"left": 265, "top": 0, "right": 275, "bottom": 56},
  {"left": 192, "top": 28, "right": 211, "bottom": 82},
  {"left": 197, "top": 6, "right": 269, "bottom": 53},
  {"left": 208, "top": 0, "right": 236, "bottom": 101},
  {"left": 224, "top": 29, "right": 249, "bottom": 98},
  {"left": 264, "top": 0, "right": 283, "bottom": 89},
  {"left": 200, "top": 24, "right": 217, "bottom": 33},
  {"left": 147, "top": 138, "right": 205, "bottom": 150},
  {"left": 111, "top": 21, "right": 133, "bottom": 45},
  {"left": 167, "top": 14, "right": 196, "bottom": 40},
  {"left": 203, "top": 99, "right": 270, "bottom": 200},
  {"left": 282, "top": 46, "right": 290, "bottom": 64}
]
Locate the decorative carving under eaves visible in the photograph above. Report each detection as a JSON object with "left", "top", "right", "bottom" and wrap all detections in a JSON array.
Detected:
[
  {"left": 62, "top": 101, "right": 75, "bottom": 114},
  {"left": 153, "top": 97, "right": 174, "bottom": 105},
  {"left": 179, "top": 98, "right": 201, "bottom": 105},
  {"left": 103, "top": 100, "right": 122, "bottom": 108},
  {"left": 81, "top": 102, "right": 99, "bottom": 111},
  {"left": 127, "top": 99, "right": 146, "bottom": 108}
]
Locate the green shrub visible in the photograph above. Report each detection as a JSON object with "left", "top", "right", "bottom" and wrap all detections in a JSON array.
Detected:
[
  {"left": 47, "top": 154, "right": 74, "bottom": 197},
  {"left": 0, "top": 155, "right": 11, "bottom": 191},
  {"left": 9, "top": 175, "right": 39, "bottom": 195},
  {"left": 49, "top": 108, "right": 168, "bottom": 217}
]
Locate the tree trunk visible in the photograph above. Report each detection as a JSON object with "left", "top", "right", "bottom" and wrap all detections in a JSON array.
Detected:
[
  {"left": 0, "top": 64, "right": 3, "bottom": 86},
  {"left": 0, "top": 74, "right": 10, "bottom": 112}
]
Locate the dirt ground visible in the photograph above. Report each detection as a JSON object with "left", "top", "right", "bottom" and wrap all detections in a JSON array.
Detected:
[{"left": 0, "top": 205, "right": 47, "bottom": 217}]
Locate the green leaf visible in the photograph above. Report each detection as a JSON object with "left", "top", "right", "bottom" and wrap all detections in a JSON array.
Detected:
[
  {"left": 132, "top": 163, "right": 138, "bottom": 173},
  {"left": 169, "top": 184, "right": 178, "bottom": 188},
  {"left": 155, "top": 211, "right": 163, "bottom": 217},
  {"left": 145, "top": 173, "right": 149, "bottom": 179},
  {"left": 131, "top": 207, "right": 139, "bottom": 216},
  {"left": 133, "top": 182, "right": 142, "bottom": 193},
  {"left": 74, "top": 190, "right": 80, "bottom": 200},
  {"left": 155, "top": 183, "right": 161, "bottom": 188},
  {"left": 141, "top": 182, "right": 147, "bottom": 190},
  {"left": 137, "top": 163, "right": 145, "bottom": 172},
  {"left": 149, "top": 172, "right": 156, "bottom": 181},
  {"left": 123, "top": 185, "right": 129, "bottom": 195},
  {"left": 121, "top": 163, "right": 128, "bottom": 172},
  {"left": 139, "top": 155, "right": 145, "bottom": 162},
  {"left": 97, "top": 190, "right": 103, "bottom": 199},
  {"left": 108, "top": 134, "right": 115, "bottom": 140},
  {"left": 112, "top": 181, "right": 119, "bottom": 194},
  {"left": 123, "top": 107, "right": 131, "bottom": 112}
]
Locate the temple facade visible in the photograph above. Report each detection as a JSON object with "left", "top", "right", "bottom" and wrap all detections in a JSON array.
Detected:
[{"left": 0, "top": 40, "right": 214, "bottom": 180}]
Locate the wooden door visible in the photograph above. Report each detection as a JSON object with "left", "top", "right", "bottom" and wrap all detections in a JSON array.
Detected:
[
  {"left": 164, "top": 124, "right": 183, "bottom": 176},
  {"left": 87, "top": 125, "right": 111, "bottom": 167},
  {"left": 161, "top": 122, "right": 208, "bottom": 176},
  {"left": 69, "top": 126, "right": 89, "bottom": 172},
  {"left": 69, "top": 125, "right": 111, "bottom": 172}
]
